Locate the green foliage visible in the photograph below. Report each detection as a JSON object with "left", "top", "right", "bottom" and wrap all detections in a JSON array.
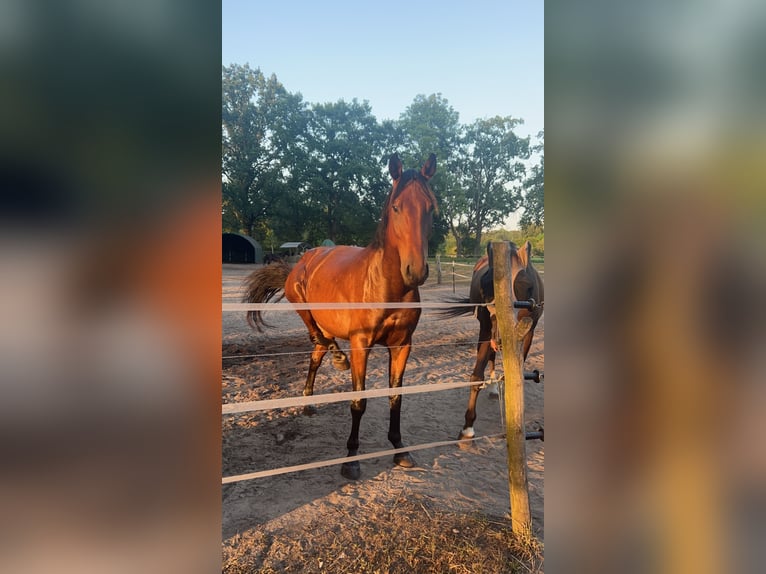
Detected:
[
  {"left": 522, "top": 225, "right": 545, "bottom": 256},
  {"left": 298, "top": 99, "right": 388, "bottom": 245},
  {"left": 460, "top": 117, "right": 530, "bottom": 254},
  {"left": 221, "top": 66, "right": 543, "bottom": 255},
  {"left": 442, "top": 227, "right": 544, "bottom": 257},
  {"left": 221, "top": 64, "right": 307, "bottom": 237},
  {"left": 397, "top": 94, "right": 461, "bottom": 254},
  {"left": 520, "top": 131, "right": 544, "bottom": 232}
]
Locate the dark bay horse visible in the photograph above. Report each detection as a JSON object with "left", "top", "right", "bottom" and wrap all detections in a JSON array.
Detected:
[
  {"left": 441, "top": 241, "right": 543, "bottom": 440},
  {"left": 242, "top": 153, "right": 438, "bottom": 480}
]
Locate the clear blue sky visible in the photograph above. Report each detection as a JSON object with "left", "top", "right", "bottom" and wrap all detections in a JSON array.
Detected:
[{"left": 222, "top": 0, "right": 543, "bottom": 140}]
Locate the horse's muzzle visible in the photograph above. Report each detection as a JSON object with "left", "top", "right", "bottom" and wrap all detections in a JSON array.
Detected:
[{"left": 403, "top": 262, "right": 429, "bottom": 287}]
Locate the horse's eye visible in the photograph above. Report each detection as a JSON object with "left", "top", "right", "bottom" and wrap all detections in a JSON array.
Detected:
[{"left": 392, "top": 204, "right": 399, "bottom": 213}]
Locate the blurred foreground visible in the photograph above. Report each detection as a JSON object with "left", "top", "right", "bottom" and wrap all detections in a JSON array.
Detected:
[
  {"left": 547, "top": 1, "right": 766, "bottom": 572},
  {"left": 0, "top": 2, "right": 220, "bottom": 573}
]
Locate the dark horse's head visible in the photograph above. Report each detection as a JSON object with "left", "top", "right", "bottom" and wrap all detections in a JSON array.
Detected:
[
  {"left": 482, "top": 241, "right": 539, "bottom": 304},
  {"left": 480, "top": 241, "right": 543, "bottom": 349},
  {"left": 374, "top": 153, "right": 438, "bottom": 288}
]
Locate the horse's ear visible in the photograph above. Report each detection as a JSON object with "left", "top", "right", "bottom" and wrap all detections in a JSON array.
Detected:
[
  {"left": 421, "top": 153, "right": 436, "bottom": 180},
  {"left": 519, "top": 240, "right": 533, "bottom": 266},
  {"left": 389, "top": 153, "right": 403, "bottom": 180}
]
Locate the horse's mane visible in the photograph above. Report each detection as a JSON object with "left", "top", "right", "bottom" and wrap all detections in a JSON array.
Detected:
[{"left": 369, "top": 169, "right": 438, "bottom": 249}]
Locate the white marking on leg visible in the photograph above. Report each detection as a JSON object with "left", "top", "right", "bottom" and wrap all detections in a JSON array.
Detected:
[
  {"left": 461, "top": 426, "right": 475, "bottom": 438},
  {"left": 487, "top": 382, "right": 499, "bottom": 397}
]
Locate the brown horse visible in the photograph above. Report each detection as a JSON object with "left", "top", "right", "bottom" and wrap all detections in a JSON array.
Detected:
[
  {"left": 242, "top": 153, "right": 438, "bottom": 480},
  {"left": 440, "top": 241, "right": 543, "bottom": 440}
]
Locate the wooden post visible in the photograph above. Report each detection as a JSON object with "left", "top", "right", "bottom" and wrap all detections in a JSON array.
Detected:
[
  {"left": 451, "top": 258, "right": 456, "bottom": 293},
  {"left": 491, "top": 241, "right": 534, "bottom": 533},
  {"left": 436, "top": 254, "right": 442, "bottom": 284}
]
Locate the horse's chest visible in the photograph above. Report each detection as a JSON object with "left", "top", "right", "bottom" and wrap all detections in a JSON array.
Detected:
[{"left": 376, "top": 309, "right": 419, "bottom": 340}]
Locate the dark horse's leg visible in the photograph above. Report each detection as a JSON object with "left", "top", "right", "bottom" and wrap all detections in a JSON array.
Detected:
[
  {"left": 485, "top": 346, "right": 499, "bottom": 397},
  {"left": 460, "top": 308, "right": 494, "bottom": 440},
  {"left": 461, "top": 310, "right": 539, "bottom": 440},
  {"left": 387, "top": 343, "right": 415, "bottom": 468},
  {"left": 341, "top": 344, "right": 370, "bottom": 480}
]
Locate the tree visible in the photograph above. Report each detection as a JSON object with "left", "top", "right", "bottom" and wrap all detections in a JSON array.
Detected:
[
  {"left": 298, "top": 99, "right": 388, "bottom": 245},
  {"left": 221, "top": 64, "right": 307, "bottom": 237},
  {"left": 519, "top": 130, "right": 544, "bottom": 232},
  {"left": 397, "top": 94, "right": 462, "bottom": 254},
  {"left": 221, "top": 68, "right": 535, "bottom": 256},
  {"left": 461, "top": 117, "right": 530, "bottom": 255}
]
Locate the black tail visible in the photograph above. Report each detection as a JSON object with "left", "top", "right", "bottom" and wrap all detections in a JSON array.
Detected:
[
  {"left": 436, "top": 297, "right": 477, "bottom": 319},
  {"left": 242, "top": 261, "right": 291, "bottom": 331}
]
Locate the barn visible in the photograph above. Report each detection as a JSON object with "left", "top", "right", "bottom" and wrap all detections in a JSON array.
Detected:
[{"left": 222, "top": 232, "right": 263, "bottom": 263}]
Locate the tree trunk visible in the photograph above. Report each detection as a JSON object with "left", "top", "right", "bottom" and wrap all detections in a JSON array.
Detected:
[
  {"left": 492, "top": 241, "right": 533, "bottom": 533},
  {"left": 475, "top": 226, "right": 484, "bottom": 256}
]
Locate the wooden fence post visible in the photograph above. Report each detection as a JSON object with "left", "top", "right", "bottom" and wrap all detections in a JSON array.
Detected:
[
  {"left": 491, "top": 241, "right": 534, "bottom": 533},
  {"left": 436, "top": 254, "right": 442, "bottom": 284}
]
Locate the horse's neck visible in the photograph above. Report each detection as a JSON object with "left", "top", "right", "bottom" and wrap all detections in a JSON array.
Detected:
[{"left": 364, "top": 245, "right": 410, "bottom": 301}]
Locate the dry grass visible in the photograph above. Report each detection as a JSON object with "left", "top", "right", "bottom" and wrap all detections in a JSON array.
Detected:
[{"left": 222, "top": 493, "right": 543, "bottom": 574}]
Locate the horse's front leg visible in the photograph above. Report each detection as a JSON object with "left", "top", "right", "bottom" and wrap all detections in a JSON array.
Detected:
[
  {"left": 388, "top": 343, "right": 415, "bottom": 468},
  {"left": 340, "top": 343, "right": 370, "bottom": 480}
]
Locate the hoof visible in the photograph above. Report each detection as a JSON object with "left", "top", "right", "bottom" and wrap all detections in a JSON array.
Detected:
[
  {"left": 393, "top": 452, "right": 415, "bottom": 468},
  {"left": 302, "top": 404, "right": 317, "bottom": 416},
  {"left": 457, "top": 432, "right": 476, "bottom": 451},
  {"left": 340, "top": 461, "right": 361, "bottom": 480},
  {"left": 332, "top": 355, "right": 351, "bottom": 371},
  {"left": 486, "top": 382, "right": 499, "bottom": 398}
]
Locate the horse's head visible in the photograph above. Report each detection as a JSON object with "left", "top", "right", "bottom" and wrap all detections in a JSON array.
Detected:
[
  {"left": 379, "top": 153, "right": 438, "bottom": 288},
  {"left": 483, "top": 241, "right": 538, "bottom": 303},
  {"left": 482, "top": 241, "right": 541, "bottom": 349},
  {"left": 510, "top": 241, "right": 538, "bottom": 304}
]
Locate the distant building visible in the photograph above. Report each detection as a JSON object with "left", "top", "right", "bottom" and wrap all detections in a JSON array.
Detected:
[
  {"left": 279, "top": 241, "right": 312, "bottom": 263},
  {"left": 222, "top": 233, "right": 263, "bottom": 263}
]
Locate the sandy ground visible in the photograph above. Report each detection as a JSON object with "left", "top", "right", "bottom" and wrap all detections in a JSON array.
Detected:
[{"left": 221, "top": 263, "right": 544, "bottom": 546}]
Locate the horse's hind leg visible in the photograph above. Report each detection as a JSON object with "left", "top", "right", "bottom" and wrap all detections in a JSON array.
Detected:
[
  {"left": 296, "top": 310, "right": 350, "bottom": 370},
  {"left": 460, "top": 319, "right": 495, "bottom": 441},
  {"left": 460, "top": 383, "right": 482, "bottom": 444},
  {"left": 302, "top": 345, "right": 327, "bottom": 415},
  {"left": 486, "top": 347, "right": 499, "bottom": 397},
  {"left": 309, "top": 331, "right": 349, "bottom": 371},
  {"left": 325, "top": 339, "right": 350, "bottom": 371}
]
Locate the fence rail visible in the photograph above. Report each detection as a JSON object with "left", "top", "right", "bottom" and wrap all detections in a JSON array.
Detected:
[
  {"left": 223, "top": 301, "right": 484, "bottom": 312},
  {"left": 223, "top": 434, "right": 505, "bottom": 484},
  {"left": 223, "top": 378, "right": 486, "bottom": 415}
]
